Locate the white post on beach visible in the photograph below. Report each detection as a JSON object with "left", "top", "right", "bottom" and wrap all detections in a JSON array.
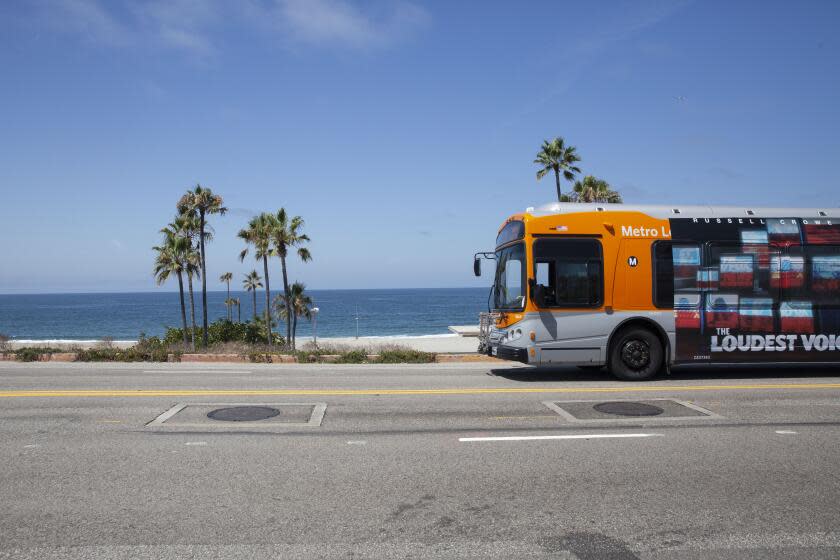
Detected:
[{"left": 311, "top": 307, "right": 319, "bottom": 347}]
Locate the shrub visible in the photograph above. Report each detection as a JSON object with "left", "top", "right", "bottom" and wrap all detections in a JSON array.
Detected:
[
  {"left": 0, "top": 333, "right": 11, "bottom": 353},
  {"left": 14, "top": 347, "right": 63, "bottom": 362},
  {"left": 164, "top": 319, "right": 283, "bottom": 348},
  {"left": 76, "top": 335, "right": 174, "bottom": 362},
  {"left": 375, "top": 347, "right": 436, "bottom": 364},
  {"left": 335, "top": 349, "right": 369, "bottom": 364}
]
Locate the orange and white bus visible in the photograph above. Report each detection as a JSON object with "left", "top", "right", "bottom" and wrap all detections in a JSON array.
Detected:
[{"left": 474, "top": 203, "right": 840, "bottom": 380}]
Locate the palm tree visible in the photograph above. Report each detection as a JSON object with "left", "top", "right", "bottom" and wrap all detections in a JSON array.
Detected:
[
  {"left": 161, "top": 218, "right": 202, "bottom": 351},
  {"left": 270, "top": 208, "right": 312, "bottom": 349},
  {"left": 239, "top": 213, "right": 276, "bottom": 347},
  {"left": 220, "top": 272, "right": 233, "bottom": 320},
  {"left": 274, "top": 282, "right": 312, "bottom": 351},
  {"left": 233, "top": 298, "right": 241, "bottom": 323},
  {"left": 572, "top": 175, "right": 623, "bottom": 203},
  {"left": 534, "top": 137, "right": 582, "bottom": 202},
  {"left": 224, "top": 297, "right": 236, "bottom": 321},
  {"left": 178, "top": 184, "right": 227, "bottom": 348},
  {"left": 152, "top": 237, "right": 190, "bottom": 349},
  {"left": 242, "top": 270, "right": 263, "bottom": 321}
]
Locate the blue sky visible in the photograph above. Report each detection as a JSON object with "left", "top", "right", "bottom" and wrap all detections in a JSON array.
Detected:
[{"left": 0, "top": 0, "right": 838, "bottom": 293}]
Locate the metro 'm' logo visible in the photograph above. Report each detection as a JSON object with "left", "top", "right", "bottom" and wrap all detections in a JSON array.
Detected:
[{"left": 620, "top": 225, "right": 671, "bottom": 238}]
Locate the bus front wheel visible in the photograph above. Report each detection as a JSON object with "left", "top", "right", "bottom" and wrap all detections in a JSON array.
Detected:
[{"left": 608, "top": 327, "right": 663, "bottom": 381}]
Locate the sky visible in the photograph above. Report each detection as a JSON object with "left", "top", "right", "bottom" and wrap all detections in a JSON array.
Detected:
[{"left": 0, "top": 0, "right": 838, "bottom": 294}]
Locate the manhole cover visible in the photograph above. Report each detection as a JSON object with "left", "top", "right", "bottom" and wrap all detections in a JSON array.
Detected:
[
  {"left": 592, "top": 401, "right": 664, "bottom": 417},
  {"left": 207, "top": 406, "right": 281, "bottom": 422}
]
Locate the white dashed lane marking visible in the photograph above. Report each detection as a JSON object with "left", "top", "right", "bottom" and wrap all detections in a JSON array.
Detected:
[{"left": 459, "top": 433, "right": 663, "bottom": 443}]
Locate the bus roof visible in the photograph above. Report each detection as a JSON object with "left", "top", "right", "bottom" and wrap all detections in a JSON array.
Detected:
[{"left": 525, "top": 202, "right": 840, "bottom": 220}]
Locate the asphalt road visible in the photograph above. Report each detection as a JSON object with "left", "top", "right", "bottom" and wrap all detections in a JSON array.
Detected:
[{"left": 2, "top": 362, "right": 840, "bottom": 559}]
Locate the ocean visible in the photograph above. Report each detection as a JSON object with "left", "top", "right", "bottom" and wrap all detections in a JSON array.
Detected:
[{"left": 0, "top": 288, "right": 491, "bottom": 341}]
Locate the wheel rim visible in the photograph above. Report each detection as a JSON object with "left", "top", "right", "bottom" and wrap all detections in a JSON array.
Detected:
[{"left": 620, "top": 339, "right": 650, "bottom": 370}]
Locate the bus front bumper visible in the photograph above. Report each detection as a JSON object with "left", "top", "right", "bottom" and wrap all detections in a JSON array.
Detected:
[{"left": 490, "top": 344, "right": 529, "bottom": 364}]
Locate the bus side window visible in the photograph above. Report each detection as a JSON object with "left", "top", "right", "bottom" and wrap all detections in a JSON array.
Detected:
[
  {"left": 804, "top": 246, "right": 840, "bottom": 333},
  {"left": 535, "top": 261, "right": 556, "bottom": 305},
  {"left": 653, "top": 241, "right": 701, "bottom": 309},
  {"left": 652, "top": 241, "right": 674, "bottom": 308},
  {"left": 533, "top": 238, "right": 602, "bottom": 308}
]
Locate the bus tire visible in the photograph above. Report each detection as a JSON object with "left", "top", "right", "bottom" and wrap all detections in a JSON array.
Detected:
[{"left": 608, "top": 327, "right": 663, "bottom": 381}]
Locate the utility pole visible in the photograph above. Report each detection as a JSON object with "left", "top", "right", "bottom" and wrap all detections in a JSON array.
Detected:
[{"left": 355, "top": 304, "right": 359, "bottom": 339}]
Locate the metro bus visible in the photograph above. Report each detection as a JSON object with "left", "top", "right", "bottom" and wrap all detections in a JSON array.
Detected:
[{"left": 474, "top": 203, "right": 840, "bottom": 380}]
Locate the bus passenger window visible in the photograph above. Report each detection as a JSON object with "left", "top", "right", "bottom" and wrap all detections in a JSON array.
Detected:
[
  {"left": 535, "top": 261, "right": 556, "bottom": 305},
  {"left": 557, "top": 262, "right": 598, "bottom": 305},
  {"left": 533, "top": 238, "right": 602, "bottom": 308},
  {"left": 536, "top": 261, "right": 550, "bottom": 285},
  {"left": 653, "top": 241, "right": 701, "bottom": 309},
  {"left": 652, "top": 242, "right": 675, "bottom": 308}
]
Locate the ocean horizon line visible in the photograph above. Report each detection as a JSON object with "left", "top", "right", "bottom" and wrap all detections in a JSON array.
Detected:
[
  {"left": 0, "top": 286, "right": 487, "bottom": 297},
  {"left": 9, "top": 333, "right": 462, "bottom": 343}
]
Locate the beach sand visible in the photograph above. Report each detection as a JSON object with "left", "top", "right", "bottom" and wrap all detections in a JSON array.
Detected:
[
  {"left": 297, "top": 334, "right": 479, "bottom": 354},
  {"left": 9, "top": 334, "right": 481, "bottom": 354}
]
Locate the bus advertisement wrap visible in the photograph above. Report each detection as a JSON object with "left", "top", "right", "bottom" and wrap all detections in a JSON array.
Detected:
[{"left": 670, "top": 217, "right": 840, "bottom": 362}]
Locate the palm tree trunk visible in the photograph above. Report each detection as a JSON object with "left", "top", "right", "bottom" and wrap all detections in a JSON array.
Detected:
[
  {"left": 251, "top": 290, "right": 257, "bottom": 321},
  {"left": 262, "top": 255, "right": 272, "bottom": 348},
  {"left": 554, "top": 168, "right": 562, "bottom": 202},
  {"left": 226, "top": 281, "right": 231, "bottom": 321},
  {"left": 199, "top": 211, "right": 209, "bottom": 348},
  {"left": 237, "top": 302, "right": 241, "bottom": 323},
  {"left": 292, "top": 313, "right": 297, "bottom": 351},
  {"left": 176, "top": 271, "right": 189, "bottom": 349},
  {"left": 187, "top": 271, "right": 197, "bottom": 352},
  {"left": 280, "top": 255, "right": 291, "bottom": 350}
]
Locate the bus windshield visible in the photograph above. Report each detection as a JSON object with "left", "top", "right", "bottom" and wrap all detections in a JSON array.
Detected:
[{"left": 495, "top": 242, "right": 526, "bottom": 310}]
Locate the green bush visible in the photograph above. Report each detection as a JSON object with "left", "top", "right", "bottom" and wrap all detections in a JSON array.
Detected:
[
  {"left": 14, "top": 347, "right": 63, "bottom": 362},
  {"left": 375, "top": 348, "right": 436, "bottom": 364},
  {"left": 335, "top": 349, "right": 369, "bottom": 364},
  {"left": 293, "top": 346, "right": 368, "bottom": 363},
  {"left": 164, "top": 319, "right": 283, "bottom": 348},
  {"left": 76, "top": 335, "right": 175, "bottom": 362}
]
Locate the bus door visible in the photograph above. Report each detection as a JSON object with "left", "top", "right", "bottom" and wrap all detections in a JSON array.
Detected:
[{"left": 532, "top": 237, "right": 604, "bottom": 363}]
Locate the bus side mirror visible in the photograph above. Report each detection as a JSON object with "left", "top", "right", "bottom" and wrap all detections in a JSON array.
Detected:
[{"left": 473, "top": 257, "right": 481, "bottom": 277}]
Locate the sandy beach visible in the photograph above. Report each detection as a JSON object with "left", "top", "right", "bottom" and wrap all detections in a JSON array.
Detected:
[
  {"left": 8, "top": 334, "right": 481, "bottom": 354},
  {"left": 297, "top": 334, "right": 479, "bottom": 354}
]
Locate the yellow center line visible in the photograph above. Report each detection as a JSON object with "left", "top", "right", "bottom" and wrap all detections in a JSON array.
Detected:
[{"left": 1, "top": 382, "right": 840, "bottom": 398}]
